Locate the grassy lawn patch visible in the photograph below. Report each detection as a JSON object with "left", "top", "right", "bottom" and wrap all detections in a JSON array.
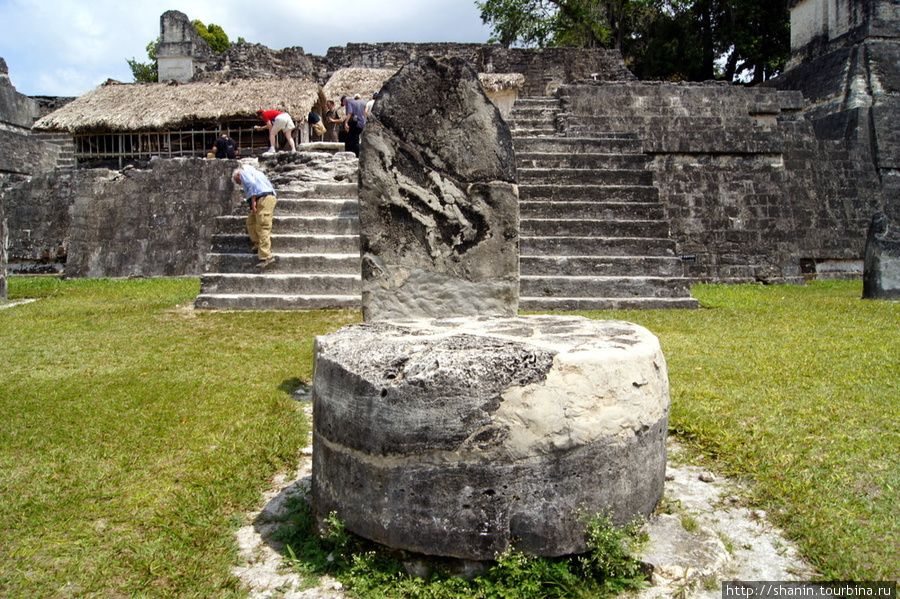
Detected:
[
  {"left": 0, "top": 277, "right": 360, "bottom": 597},
  {"left": 0, "top": 278, "right": 895, "bottom": 597},
  {"left": 571, "top": 281, "right": 899, "bottom": 581}
]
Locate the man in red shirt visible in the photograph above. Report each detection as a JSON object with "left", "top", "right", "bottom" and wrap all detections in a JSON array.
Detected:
[{"left": 254, "top": 109, "right": 297, "bottom": 154}]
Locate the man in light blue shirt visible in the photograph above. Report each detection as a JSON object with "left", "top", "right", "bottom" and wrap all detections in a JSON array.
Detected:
[{"left": 232, "top": 164, "right": 278, "bottom": 268}]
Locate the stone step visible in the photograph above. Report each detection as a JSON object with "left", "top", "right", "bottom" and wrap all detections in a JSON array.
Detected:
[
  {"left": 519, "top": 167, "right": 654, "bottom": 186},
  {"left": 520, "top": 255, "right": 685, "bottom": 277},
  {"left": 566, "top": 114, "right": 755, "bottom": 129},
  {"left": 514, "top": 136, "right": 643, "bottom": 154},
  {"left": 207, "top": 253, "right": 686, "bottom": 279},
  {"left": 510, "top": 107, "right": 557, "bottom": 120},
  {"left": 520, "top": 275, "right": 692, "bottom": 299},
  {"left": 274, "top": 198, "right": 359, "bottom": 217},
  {"left": 519, "top": 184, "right": 660, "bottom": 203},
  {"left": 520, "top": 200, "right": 666, "bottom": 220},
  {"left": 510, "top": 98, "right": 560, "bottom": 117},
  {"left": 205, "top": 252, "right": 360, "bottom": 274},
  {"left": 522, "top": 218, "right": 670, "bottom": 238},
  {"left": 509, "top": 127, "right": 558, "bottom": 138},
  {"left": 211, "top": 233, "right": 360, "bottom": 254},
  {"left": 512, "top": 99, "right": 560, "bottom": 109},
  {"left": 194, "top": 293, "right": 360, "bottom": 310},
  {"left": 279, "top": 181, "right": 358, "bottom": 199},
  {"left": 517, "top": 152, "right": 649, "bottom": 170},
  {"left": 519, "top": 296, "right": 699, "bottom": 311},
  {"left": 509, "top": 117, "right": 556, "bottom": 130},
  {"left": 522, "top": 236, "right": 676, "bottom": 257},
  {"left": 200, "top": 272, "right": 360, "bottom": 296},
  {"left": 512, "top": 98, "right": 562, "bottom": 109},
  {"left": 214, "top": 215, "right": 360, "bottom": 235}
]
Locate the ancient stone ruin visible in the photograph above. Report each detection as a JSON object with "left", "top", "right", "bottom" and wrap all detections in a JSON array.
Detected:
[
  {"left": 2, "top": 1, "right": 899, "bottom": 302},
  {"left": 863, "top": 211, "right": 900, "bottom": 299},
  {"left": 310, "top": 57, "right": 670, "bottom": 561},
  {"left": 358, "top": 56, "right": 520, "bottom": 320}
]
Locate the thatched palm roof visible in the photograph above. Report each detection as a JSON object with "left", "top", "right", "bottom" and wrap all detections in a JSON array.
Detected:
[
  {"left": 323, "top": 68, "right": 524, "bottom": 104},
  {"left": 34, "top": 78, "right": 322, "bottom": 134},
  {"left": 478, "top": 72, "right": 526, "bottom": 93},
  {"left": 323, "top": 68, "right": 397, "bottom": 104}
]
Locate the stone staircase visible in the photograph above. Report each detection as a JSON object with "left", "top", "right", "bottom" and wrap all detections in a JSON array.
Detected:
[
  {"left": 511, "top": 97, "right": 698, "bottom": 310},
  {"left": 33, "top": 132, "right": 76, "bottom": 169},
  {"left": 195, "top": 97, "right": 698, "bottom": 311},
  {"left": 194, "top": 177, "right": 361, "bottom": 310}
]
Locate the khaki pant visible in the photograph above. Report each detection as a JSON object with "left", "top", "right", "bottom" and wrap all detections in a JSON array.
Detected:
[{"left": 247, "top": 194, "right": 277, "bottom": 260}]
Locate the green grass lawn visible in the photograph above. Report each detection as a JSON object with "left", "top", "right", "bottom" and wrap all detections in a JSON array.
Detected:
[
  {"left": 0, "top": 277, "right": 360, "bottom": 597},
  {"left": 0, "top": 277, "right": 896, "bottom": 597},
  {"left": 571, "top": 281, "right": 898, "bottom": 582}
]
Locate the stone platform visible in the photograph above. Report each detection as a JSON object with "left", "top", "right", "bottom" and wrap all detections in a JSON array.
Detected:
[{"left": 311, "top": 314, "right": 670, "bottom": 560}]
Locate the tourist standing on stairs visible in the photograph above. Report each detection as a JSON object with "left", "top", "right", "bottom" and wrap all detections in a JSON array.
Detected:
[
  {"left": 324, "top": 100, "right": 342, "bottom": 142},
  {"left": 232, "top": 164, "right": 278, "bottom": 269},
  {"left": 340, "top": 95, "right": 367, "bottom": 156},
  {"left": 254, "top": 109, "right": 297, "bottom": 154}
]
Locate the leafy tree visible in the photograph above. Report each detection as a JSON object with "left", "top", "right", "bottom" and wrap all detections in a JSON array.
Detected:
[
  {"left": 191, "top": 20, "right": 230, "bottom": 54},
  {"left": 719, "top": 0, "right": 790, "bottom": 83},
  {"left": 477, "top": 0, "right": 648, "bottom": 49},
  {"left": 476, "top": 0, "right": 789, "bottom": 83},
  {"left": 477, "top": 0, "right": 560, "bottom": 47},
  {"left": 127, "top": 38, "right": 159, "bottom": 83}
]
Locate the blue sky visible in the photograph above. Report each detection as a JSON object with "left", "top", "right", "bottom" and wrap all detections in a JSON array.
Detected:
[{"left": 0, "top": 0, "right": 493, "bottom": 97}]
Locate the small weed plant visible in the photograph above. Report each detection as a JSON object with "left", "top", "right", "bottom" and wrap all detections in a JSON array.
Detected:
[{"left": 275, "top": 500, "right": 647, "bottom": 599}]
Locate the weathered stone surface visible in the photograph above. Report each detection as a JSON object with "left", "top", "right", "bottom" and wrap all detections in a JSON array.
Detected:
[
  {"left": 554, "top": 82, "right": 883, "bottom": 284},
  {"left": 156, "top": 10, "right": 216, "bottom": 83},
  {"left": 199, "top": 42, "right": 322, "bottom": 82},
  {"left": 324, "top": 43, "right": 636, "bottom": 97},
  {"left": 1, "top": 210, "right": 7, "bottom": 300},
  {"left": 639, "top": 514, "right": 730, "bottom": 586},
  {"left": 863, "top": 211, "right": 900, "bottom": 299},
  {"left": 358, "top": 56, "right": 519, "bottom": 320},
  {"left": 0, "top": 58, "right": 61, "bottom": 177},
  {"left": 311, "top": 315, "right": 670, "bottom": 560},
  {"left": 3, "top": 158, "right": 238, "bottom": 277},
  {"left": 0, "top": 128, "right": 62, "bottom": 177},
  {"left": 0, "top": 57, "right": 41, "bottom": 130}
]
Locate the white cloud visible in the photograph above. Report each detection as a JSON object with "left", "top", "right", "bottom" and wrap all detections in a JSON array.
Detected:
[{"left": 0, "top": 0, "right": 490, "bottom": 96}]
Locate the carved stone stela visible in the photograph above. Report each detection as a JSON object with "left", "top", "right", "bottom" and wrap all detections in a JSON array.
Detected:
[{"left": 358, "top": 56, "right": 520, "bottom": 321}]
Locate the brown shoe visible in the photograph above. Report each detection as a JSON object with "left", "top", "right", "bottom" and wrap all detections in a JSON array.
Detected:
[{"left": 256, "top": 257, "right": 276, "bottom": 269}]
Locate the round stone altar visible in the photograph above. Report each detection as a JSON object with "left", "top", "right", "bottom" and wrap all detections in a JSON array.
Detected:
[{"left": 310, "top": 315, "right": 670, "bottom": 560}]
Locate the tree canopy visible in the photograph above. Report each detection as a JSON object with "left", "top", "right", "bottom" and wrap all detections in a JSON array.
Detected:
[
  {"left": 476, "top": 0, "right": 790, "bottom": 83},
  {"left": 127, "top": 20, "right": 234, "bottom": 84},
  {"left": 191, "top": 20, "right": 230, "bottom": 54}
]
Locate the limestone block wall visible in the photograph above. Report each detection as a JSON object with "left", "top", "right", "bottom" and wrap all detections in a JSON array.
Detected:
[
  {"left": 325, "top": 43, "right": 634, "bottom": 97},
  {"left": 0, "top": 129, "right": 63, "bottom": 176},
  {"left": 1, "top": 57, "right": 62, "bottom": 177},
  {"left": 201, "top": 43, "right": 324, "bottom": 82},
  {"left": 200, "top": 42, "right": 632, "bottom": 99},
  {"left": 788, "top": 0, "right": 898, "bottom": 62},
  {"left": 0, "top": 58, "right": 41, "bottom": 131},
  {"left": 4, "top": 159, "right": 239, "bottom": 277},
  {"left": 559, "top": 82, "right": 883, "bottom": 283},
  {"left": 3, "top": 170, "right": 75, "bottom": 272},
  {"left": 1, "top": 193, "right": 6, "bottom": 299},
  {"left": 769, "top": 1, "right": 899, "bottom": 217}
]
